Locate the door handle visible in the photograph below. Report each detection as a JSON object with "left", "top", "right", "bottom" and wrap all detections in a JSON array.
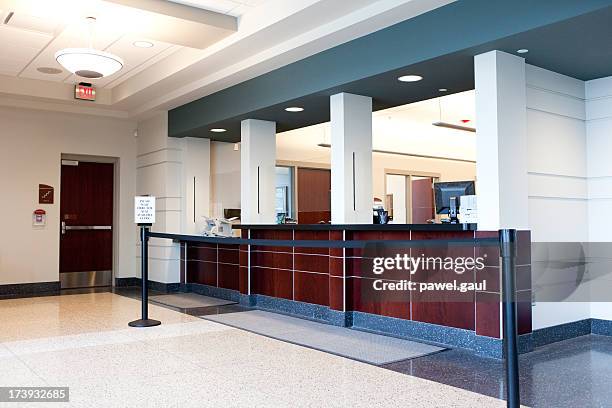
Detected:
[
  {"left": 64, "top": 226, "right": 112, "bottom": 231},
  {"left": 61, "top": 221, "right": 66, "bottom": 235}
]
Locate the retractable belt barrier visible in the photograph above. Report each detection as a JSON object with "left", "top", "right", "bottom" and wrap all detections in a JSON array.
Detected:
[{"left": 140, "top": 229, "right": 520, "bottom": 408}]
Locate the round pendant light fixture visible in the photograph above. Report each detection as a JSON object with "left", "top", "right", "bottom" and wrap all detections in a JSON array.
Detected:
[
  {"left": 55, "top": 17, "right": 123, "bottom": 79},
  {"left": 55, "top": 48, "right": 123, "bottom": 78}
]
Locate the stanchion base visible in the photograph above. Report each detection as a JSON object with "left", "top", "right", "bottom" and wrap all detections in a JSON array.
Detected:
[{"left": 128, "top": 319, "right": 161, "bottom": 328}]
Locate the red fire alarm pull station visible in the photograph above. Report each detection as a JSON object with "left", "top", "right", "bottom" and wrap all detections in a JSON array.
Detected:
[{"left": 33, "top": 209, "right": 46, "bottom": 227}]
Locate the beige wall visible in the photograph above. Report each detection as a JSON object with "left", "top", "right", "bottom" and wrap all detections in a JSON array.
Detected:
[
  {"left": 0, "top": 106, "right": 137, "bottom": 285},
  {"left": 210, "top": 141, "right": 241, "bottom": 215}
]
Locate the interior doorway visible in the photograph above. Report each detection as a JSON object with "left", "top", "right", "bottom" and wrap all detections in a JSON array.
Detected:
[
  {"left": 385, "top": 171, "right": 439, "bottom": 224},
  {"left": 296, "top": 167, "right": 331, "bottom": 224},
  {"left": 59, "top": 159, "right": 114, "bottom": 289}
]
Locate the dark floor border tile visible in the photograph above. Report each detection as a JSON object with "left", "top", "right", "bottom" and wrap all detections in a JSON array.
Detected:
[
  {"left": 0, "top": 281, "right": 60, "bottom": 297},
  {"left": 188, "top": 283, "right": 241, "bottom": 303}
]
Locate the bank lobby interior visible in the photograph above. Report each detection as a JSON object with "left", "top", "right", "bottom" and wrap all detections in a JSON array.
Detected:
[{"left": 1, "top": 1, "right": 612, "bottom": 407}]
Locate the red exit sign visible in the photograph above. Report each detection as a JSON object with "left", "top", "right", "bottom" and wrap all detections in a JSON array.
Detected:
[{"left": 75, "top": 83, "right": 96, "bottom": 101}]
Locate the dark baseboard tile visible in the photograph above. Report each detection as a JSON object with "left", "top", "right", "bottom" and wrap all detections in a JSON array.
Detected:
[
  {"left": 0, "top": 281, "right": 60, "bottom": 297},
  {"left": 591, "top": 319, "right": 612, "bottom": 336},
  {"left": 532, "top": 319, "right": 593, "bottom": 348},
  {"left": 114, "top": 278, "right": 181, "bottom": 294}
]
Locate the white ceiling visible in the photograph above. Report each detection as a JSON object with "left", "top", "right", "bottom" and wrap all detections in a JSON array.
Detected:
[
  {"left": 0, "top": 0, "right": 248, "bottom": 89},
  {"left": 0, "top": 0, "right": 454, "bottom": 117},
  {"left": 168, "top": 0, "right": 270, "bottom": 17},
  {"left": 277, "top": 91, "right": 476, "bottom": 163}
]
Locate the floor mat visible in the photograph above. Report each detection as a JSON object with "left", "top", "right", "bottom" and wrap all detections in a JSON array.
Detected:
[
  {"left": 202, "top": 310, "right": 444, "bottom": 365},
  {"left": 150, "top": 293, "right": 236, "bottom": 309}
]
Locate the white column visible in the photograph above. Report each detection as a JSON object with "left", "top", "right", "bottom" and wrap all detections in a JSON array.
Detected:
[
  {"left": 475, "top": 50, "right": 529, "bottom": 230},
  {"left": 330, "top": 93, "right": 373, "bottom": 224},
  {"left": 240, "top": 119, "right": 276, "bottom": 224},
  {"left": 136, "top": 111, "right": 181, "bottom": 283},
  {"left": 182, "top": 137, "right": 211, "bottom": 234}
]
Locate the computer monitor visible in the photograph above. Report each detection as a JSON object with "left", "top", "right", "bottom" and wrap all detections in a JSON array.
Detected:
[
  {"left": 224, "top": 208, "right": 241, "bottom": 220},
  {"left": 434, "top": 181, "right": 476, "bottom": 216}
]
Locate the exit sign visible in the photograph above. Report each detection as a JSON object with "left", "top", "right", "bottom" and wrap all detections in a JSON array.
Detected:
[{"left": 75, "top": 83, "right": 96, "bottom": 101}]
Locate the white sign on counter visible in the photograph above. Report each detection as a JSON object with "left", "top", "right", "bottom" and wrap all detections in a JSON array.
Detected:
[{"left": 135, "top": 196, "right": 156, "bottom": 224}]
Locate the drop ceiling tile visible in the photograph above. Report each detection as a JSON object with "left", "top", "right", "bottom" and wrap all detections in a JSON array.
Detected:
[
  {"left": 97, "top": 44, "right": 181, "bottom": 89},
  {"left": 6, "top": 13, "right": 60, "bottom": 35},
  {"left": 0, "top": 25, "right": 52, "bottom": 49},
  {"left": 0, "top": 45, "right": 41, "bottom": 61}
]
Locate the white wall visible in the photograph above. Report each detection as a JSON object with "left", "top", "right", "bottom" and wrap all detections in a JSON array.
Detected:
[
  {"left": 521, "top": 64, "right": 590, "bottom": 329},
  {"left": 586, "top": 76, "right": 612, "bottom": 321},
  {"left": 0, "top": 106, "right": 137, "bottom": 285},
  {"left": 183, "top": 137, "right": 211, "bottom": 234},
  {"left": 525, "top": 64, "right": 588, "bottom": 243},
  {"left": 136, "top": 113, "right": 212, "bottom": 283},
  {"left": 136, "top": 112, "right": 181, "bottom": 284}
]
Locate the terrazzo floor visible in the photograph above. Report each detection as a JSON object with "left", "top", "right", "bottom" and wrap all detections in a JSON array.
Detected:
[{"left": 0, "top": 292, "right": 509, "bottom": 407}]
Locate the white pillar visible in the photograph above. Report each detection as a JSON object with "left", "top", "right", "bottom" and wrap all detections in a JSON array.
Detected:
[
  {"left": 182, "top": 137, "right": 211, "bottom": 234},
  {"left": 475, "top": 50, "right": 529, "bottom": 230},
  {"left": 330, "top": 93, "right": 373, "bottom": 224},
  {"left": 240, "top": 119, "right": 276, "bottom": 224}
]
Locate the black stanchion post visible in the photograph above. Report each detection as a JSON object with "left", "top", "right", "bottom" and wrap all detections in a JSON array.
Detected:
[
  {"left": 129, "top": 224, "right": 161, "bottom": 328},
  {"left": 500, "top": 229, "right": 520, "bottom": 408}
]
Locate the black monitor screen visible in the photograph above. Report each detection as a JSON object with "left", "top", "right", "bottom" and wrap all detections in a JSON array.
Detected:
[
  {"left": 224, "top": 208, "right": 241, "bottom": 219},
  {"left": 434, "top": 181, "right": 476, "bottom": 214}
]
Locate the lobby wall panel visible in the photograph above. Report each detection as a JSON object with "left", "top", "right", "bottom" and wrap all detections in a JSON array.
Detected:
[
  {"left": 218, "top": 263, "right": 240, "bottom": 291},
  {"left": 294, "top": 272, "right": 329, "bottom": 306},
  {"left": 251, "top": 251, "right": 293, "bottom": 270},
  {"left": 329, "top": 276, "right": 344, "bottom": 311},
  {"left": 475, "top": 291, "right": 500, "bottom": 338},
  {"left": 187, "top": 260, "right": 217, "bottom": 286},
  {"left": 347, "top": 277, "right": 409, "bottom": 320},
  {"left": 294, "top": 254, "right": 329, "bottom": 274},
  {"left": 251, "top": 267, "right": 292, "bottom": 300}
]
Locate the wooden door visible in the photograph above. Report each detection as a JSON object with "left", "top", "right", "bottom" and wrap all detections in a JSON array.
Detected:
[
  {"left": 297, "top": 168, "right": 331, "bottom": 224},
  {"left": 411, "top": 177, "right": 435, "bottom": 223},
  {"left": 60, "top": 161, "right": 114, "bottom": 288}
]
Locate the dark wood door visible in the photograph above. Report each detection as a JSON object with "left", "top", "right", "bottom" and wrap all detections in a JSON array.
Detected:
[
  {"left": 411, "top": 177, "right": 435, "bottom": 223},
  {"left": 60, "top": 161, "right": 114, "bottom": 288},
  {"left": 297, "top": 168, "right": 331, "bottom": 224}
]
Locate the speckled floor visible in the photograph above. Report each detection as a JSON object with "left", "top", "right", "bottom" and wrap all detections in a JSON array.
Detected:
[
  {"left": 384, "top": 334, "right": 612, "bottom": 408},
  {"left": 0, "top": 292, "right": 509, "bottom": 407}
]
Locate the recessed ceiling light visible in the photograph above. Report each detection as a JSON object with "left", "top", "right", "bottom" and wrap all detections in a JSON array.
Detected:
[
  {"left": 438, "top": 88, "right": 448, "bottom": 92},
  {"left": 133, "top": 41, "right": 154, "bottom": 48},
  {"left": 285, "top": 107, "right": 304, "bottom": 112},
  {"left": 210, "top": 128, "right": 227, "bottom": 133},
  {"left": 37, "top": 67, "right": 63, "bottom": 75},
  {"left": 517, "top": 49, "right": 529, "bottom": 54},
  {"left": 398, "top": 75, "right": 423, "bottom": 82}
]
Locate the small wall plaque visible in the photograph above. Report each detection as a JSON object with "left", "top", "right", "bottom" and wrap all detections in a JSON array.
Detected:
[{"left": 39, "top": 184, "right": 54, "bottom": 204}]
